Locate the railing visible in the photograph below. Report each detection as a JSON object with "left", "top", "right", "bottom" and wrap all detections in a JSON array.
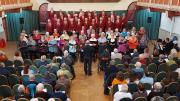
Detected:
[
  {"left": 137, "top": 0, "right": 180, "bottom": 11},
  {"left": 0, "top": 0, "right": 30, "bottom": 5}
]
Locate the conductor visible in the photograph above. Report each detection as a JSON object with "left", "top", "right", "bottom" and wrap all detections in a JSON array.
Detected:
[{"left": 83, "top": 40, "right": 94, "bottom": 76}]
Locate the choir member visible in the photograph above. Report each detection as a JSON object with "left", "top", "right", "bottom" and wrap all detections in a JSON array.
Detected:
[
  {"left": 79, "top": 30, "right": 87, "bottom": 62},
  {"left": 28, "top": 36, "right": 37, "bottom": 60},
  {"left": 75, "top": 19, "right": 82, "bottom": 34},
  {"left": 19, "top": 33, "right": 28, "bottom": 59},
  {"left": 52, "top": 14, "right": 58, "bottom": 28},
  {"left": 84, "top": 18, "right": 89, "bottom": 30},
  {"left": 114, "top": 28, "right": 120, "bottom": 37},
  {"left": 121, "top": 28, "right": 127, "bottom": 38},
  {"left": 89, "top": 33, "right": 98, "bottom": 61},
  {"left": 32, "top": 30, "right": 41, "bottom": 44},
  {"left": 117, "top": 35, "right": 127, "bottom": 54},
  {"left": 98, "top": 17, "right": 105, "bottom": 31},
  {"left": 48, "top": 36, "right": 58, "bottom": 58},
  {"left": 128, "top": 33, "right": 139, "bottom": 52},
  {"left": 52, "top": 29, "right": 60, "bottom": 38},
  {"left": 108, "top": 32, "right": 117, "bottom": 53},
  {"left": 138, "top": 27, "right": 146, "bottom": 38},
  {"left": 106, "top": 27, "right": 113, "bottom": 39},
  {"left": 69, "top": 18, "right": 75, "bottom": 31},
  {"left": 98, "top": 32, "right": 107, "bottom": 55},
  {"left": 60, "top": 31, "right": 70, "bottom": 41},
  {"left": 114, "top": 18, "right": 122, "bottom": 32},
  {"left": 87, "top": 26, "right": 95, "bottom": 39},
  {"left": 46, "top": 19, "right": 53, "bottom": 34},
  {"left": 68, "top": 35, "right": 77, "bottom": 60},
  {"left": 54, "top": 19, "right": 62, "bottom": 34},
  {"left": 106, "top": 17, "right": 114, "bottom": 31},
  {"left": 38, "top": 35, "right": 48, "bottom": 56},
  {"left": 62, "top": 18, "right": 69, "bottom": 31},
  {"left": 90, "top": 19, "right": 97, "bottom": 31},
  {"left": 49, "top": 8, "right": 54, "bottom": 19}
]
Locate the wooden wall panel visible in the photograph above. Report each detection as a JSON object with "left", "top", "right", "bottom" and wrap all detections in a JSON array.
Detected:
[
  {"left": 163, "top": 0, "right": 169, "bottom": 4},
  {"left": 172, "top": 0, "right": 179, "bottom": 6},
  {"left": 151, "top": 0, "right": 156, "bottom": 3},
  {"left": 47, "top": 0, "right": 119, "bottom": 3}
]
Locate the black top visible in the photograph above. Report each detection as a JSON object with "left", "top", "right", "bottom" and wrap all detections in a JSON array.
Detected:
[
  {"left": 83, "top": 44, "right": 94, "bottom": 59},
  {"left": 0, "top": 68, "right": 10, "bottom": 77},
  {"left": 147, "top": 91, "right": 163, "bottom": 101},
  {"left": 15, "top": 92, "right": 30, "bottom": 100},
  {"left": 34, "top": 91, "right": 51, "bottom": 101}
]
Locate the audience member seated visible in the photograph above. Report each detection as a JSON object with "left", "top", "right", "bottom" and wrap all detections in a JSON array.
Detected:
[
  {"left": 42, "top": 71, "right": 56, "bottom": 86},
  {"left": 57, "top": 63, "right": 73, "bottom": 80},
  {"left": 112, "top": 71, "right": 127, "bottom": 86},
  {"left": 143, "top": 48, "right": 150, "bottom": 58},
  {"left": 131, "top": 49, "right": 139, "bottom": 58},
  {"left": 56, "top": 70, "right": 71, "bottom": 92},
  {"left": 147, "top": 82, "right": 164, "bottom": 101},
  {"left": 15, "top": 85, "right": 30, "bottom": 100},
  {"left": 38, "top": 55, "right": 48, "bottom": 67},
  {"left": 132, "top": 83, "right": 147, "bottom": 100},
  {"left": 139, "top": 73, "right": 154, "bottom": 85},
  {"left": 113, "top": 84, "right": 132, "bottom": 101},
  {"left": 139, "top": 54, "right": 146, "bottom": 65},
  {"left": 62, "top": 50, "right": 75, "bottom": 79},
  {"left": 34, "top": 83, "right": 51, "bottom": 100},
  {"left": 132, "top": 62, "right": 144, "bottom": 78},
  {"left": 21, "top": 63, "right": 34, "bottom": 76},
  {"left": 155, "top": 54, "right": 166, "bottom": 65},
  {"left": 0, "top": 50, "right": 8, "bottom": 62},
  {"left": 51, "top": 84, "right": 68, "bottom": 101},
  {"left": 166, "top": 55, "right": 176, "bottom": 66},
  {"left": 13, "top": 51, "right": 24, "bottom": 63},
  {"left": 0, "top": 62, "right": 10, "bottom": 77},
  {"left": 111, "top": 48, "right": 122, "bottom": 60},
  {"left": 50, "top": 56, "right": 59, "bottom": 67},
  {"left": 26, "top": 74, "right": 38, "bottom": 98}
]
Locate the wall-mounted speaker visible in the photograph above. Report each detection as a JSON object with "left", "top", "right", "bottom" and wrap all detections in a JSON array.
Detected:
[
  {"left": 19, "top": 18, "right": 24, "bottom": 24},
  {"left": 147, "top": 17, "right": 152, "bottom": 23}
]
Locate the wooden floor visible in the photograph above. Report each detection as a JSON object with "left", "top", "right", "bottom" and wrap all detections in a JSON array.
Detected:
[{"left": 0, "top": 41, "right": 111, "bottom": 101}]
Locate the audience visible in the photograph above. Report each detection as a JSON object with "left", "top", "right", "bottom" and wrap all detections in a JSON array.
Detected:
[
  {"left": 132, "top": 62, "right": 144, "bottom": 78},
  {"left": 112, "top": 71, "right": 127, "bottom": 85},
  {"left": 15, "top": 85, "right": 30, "bottom": 100},
  {"left": 34, "top": 83, "right": 51, "bottom": 100},
  {"left": 113, "top": 84, "right": 132, "bottom": 101},
  {"left": 13, "top": 51, "right": 24, "bottom": 63},
  {"left": 132, "top": 83, "right": 147, "bottom": 100},
  {"left": 52, "top": 84, "right": 68, "bottom": 101},
  {"left": 147, "top": 82, "right": 164, "bottom": 101},
  {"left": 0, "top": 62, "right": 10, "bottom": 77},
  {"left": 111, "top": 48, "right": 122, "bottom": 60},
  {"left": 21, "top": 63, "right": 34, "bottom": 75}
]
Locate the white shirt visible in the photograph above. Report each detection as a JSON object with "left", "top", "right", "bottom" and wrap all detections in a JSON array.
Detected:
[
  {"left": 111, "top": 52, "right": 122, "bottom": 60},
  {"left": 113, "top": 91, "right": 132, "bottom": 101}
]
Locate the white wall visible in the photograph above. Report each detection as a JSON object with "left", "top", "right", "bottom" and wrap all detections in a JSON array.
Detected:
[
  {"left": 31, "top": 0, "right": 136, "bottom": 11},
  {"left": 31, "top": 0, "right": 49, "bottom": 10},
  {"left": 159, "top": 12, "right": 180, "bottom": 46}
]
